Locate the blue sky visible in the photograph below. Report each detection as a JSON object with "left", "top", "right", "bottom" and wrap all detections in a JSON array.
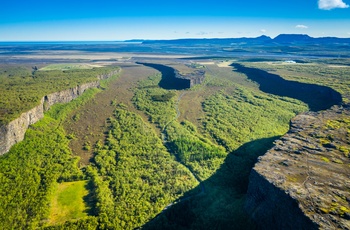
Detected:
[{"left": 1, "top": 0, "right": 349, "bottom": 41}]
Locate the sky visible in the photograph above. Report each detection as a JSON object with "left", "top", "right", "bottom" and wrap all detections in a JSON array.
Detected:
[{"left": 0, "top": 0, "right": 350, "bottom": 41}]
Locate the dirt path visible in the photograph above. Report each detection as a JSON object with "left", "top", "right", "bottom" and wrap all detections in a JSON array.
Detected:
[{"left": 63, "top": 64, "right": 157, "bottom": 165}]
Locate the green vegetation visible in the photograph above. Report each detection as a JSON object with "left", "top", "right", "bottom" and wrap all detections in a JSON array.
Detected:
[
  {"left": 39, "top": 63, "right": 102, "bottom": 71},
  {"left": 0, "top": 113, "right": 82, "bottom": 229},
  {"left": 43, "top": 217, "right": 99, "bottom": 230},
  {"left": 48, "top": 181, "right": 89, "bottom": 225},
  {"left": 0, "top": 65, "right": 119, "bottom": 125},
  {"left": 242, "top": 62, "right": 350, "bottom": 103},
  {"left": 321, "top": 156, "right": 330, "bottom": 162},
  {"left": 152, "top": 91, "right": 176, "bottom": 102},
  {"left": 139, "top": 64, "right": 309, "bottom": 229},
  {"left": 202, "top": 87, "right": 307, "bottom": 152},
  {"left": 88, "top": 107, "right": 198, "bottom": 229},
  {"left": 0, "top": 58, "right": 348, "bottom": 229},
  {"left": 133, "top": 74, "right": 226, "bottom": 180},
  {"left": 0, "top": 83, "right": 105, "bottom": 229}
]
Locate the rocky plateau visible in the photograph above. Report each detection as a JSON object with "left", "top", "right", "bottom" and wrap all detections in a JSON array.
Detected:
[{"left": 246, "top": 105, "right": 350, "bottom": 229}]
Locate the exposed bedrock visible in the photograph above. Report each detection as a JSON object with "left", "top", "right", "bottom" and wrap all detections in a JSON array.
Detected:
[
  {"left": 231, "top": 63, "right": 342, "bottom": 111},
  {"left": 136, "top": 62, "right": 205, "bottom": 89},
  {"left": 0, "top": 70, "right": 119, "bottom": 155},
  {"left": 245, "top": 106, "right": 350, "bottom": 229},
  {"left": 245, "top": 169, "right": 318, "bottom": 230}
]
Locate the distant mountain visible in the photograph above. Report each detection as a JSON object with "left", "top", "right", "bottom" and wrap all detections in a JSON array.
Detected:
[
  {"left": 141, "top": 35, "right": 272, "bottom": 45},
  {"left": 140, "top": 34, "right": 350, "bottom": 46},
  {"left": 273, "top": 34, "right": 312, "bottom": 43},
  {"left": 273, "top": 34, "right": 350, "bottom": 44},
  {"left": 123, "top": 39, "right": 146, "bottom": 43}
]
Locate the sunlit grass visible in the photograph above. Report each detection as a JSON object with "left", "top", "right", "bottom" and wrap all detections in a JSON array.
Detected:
[
  {"left": 40, "top": 63, "right": 102, "bottom": 71},
  {"left": 48, "top": 181, "right": 89, "bottom": 225}
]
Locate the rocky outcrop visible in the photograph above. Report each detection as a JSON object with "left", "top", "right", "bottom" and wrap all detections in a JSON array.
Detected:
[
  {"left": 246, "top": 169, "right": 318, "bottom": 230},
  {"left": 0, "top": 69, "right": 120, "bottom": 155},
  {"left": 0, "top": 99, "right": 45, "bottom": 155},
  {"left": 44, "top": 81, "right": 100, "bottom": 110},
  {"left": 174, "top": 69, "right": 205, "bottom": 87},
  {"left": 245, "top": 106, "right": 350, "bottom": 229}
]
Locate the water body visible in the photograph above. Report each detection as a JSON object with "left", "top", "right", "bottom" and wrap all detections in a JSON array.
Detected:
[
  {"left": 231, "top": 63, "right": 342, "bottom": 111},
  {"left": 136, "top": 62, "right": 191, "bottom": 90}
]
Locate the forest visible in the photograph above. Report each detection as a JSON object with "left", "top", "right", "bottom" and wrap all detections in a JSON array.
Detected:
[
  {"left": 0, "top": 65, "right": 120, "bottom": 125},
  {"left": 0, "top": 58, "right": 348, "bottom": 229}
]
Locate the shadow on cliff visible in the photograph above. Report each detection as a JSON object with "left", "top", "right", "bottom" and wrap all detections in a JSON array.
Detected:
[
  {"left": 231, "top": 63, "right": 342, "bottom": 112},
  {"left": 136, "top": 62, "right": 191, "bottom": 90},
  {"left": 142, "top": 136, "right": 279, "bottom": 230}
]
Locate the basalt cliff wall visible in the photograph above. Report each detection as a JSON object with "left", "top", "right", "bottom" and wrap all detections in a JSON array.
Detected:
[
  {"left": 174, "top": 69, "right": 205, "bottom": 88},
  {"left": 0, "top": 70, "right": 119, "bottom": 155},
  {"left": 245, "top": 106, "right": 350, "bottom": 229}
]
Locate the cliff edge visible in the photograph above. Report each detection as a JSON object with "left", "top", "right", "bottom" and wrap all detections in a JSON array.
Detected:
[
  {"left": 0, "top": 69, "right": 120, "bottom": 155},
  {"left": 246, "top": 105, "right": 350, "bottom": 229}
]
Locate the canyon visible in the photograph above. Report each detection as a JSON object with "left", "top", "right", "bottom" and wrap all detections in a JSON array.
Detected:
[{"left": 0, "top": 70, "right": 119, "bottom": 155}]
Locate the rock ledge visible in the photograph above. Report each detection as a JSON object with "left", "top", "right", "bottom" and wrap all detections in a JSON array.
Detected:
[{"left": 246, "top": 106, "right": 350, "bottom": 229}]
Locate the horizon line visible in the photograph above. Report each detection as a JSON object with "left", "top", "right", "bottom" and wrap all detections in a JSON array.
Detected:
[{"left": 1, "top": 34, "right": 350, "bottom": 43}]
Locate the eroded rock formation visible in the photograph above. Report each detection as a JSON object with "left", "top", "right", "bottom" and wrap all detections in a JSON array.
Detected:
[
  {"left": 0, "top": 70, "right": 119, "bottom": 155},
  {"left": 245, "top": 105, "right": 350, "bottom": 229},
  {"left": 174, "top": 69, "right": 205, "bottom": 88}
]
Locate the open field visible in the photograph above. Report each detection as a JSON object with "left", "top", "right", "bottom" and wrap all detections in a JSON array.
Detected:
[
  {"left": 48, "top": 181, "right": 89, "bottom": 225},
  {"left": 40, "top": 63, "right": 105, "bottom": 71},
  {"left": 0, "top": 50, "right": 195, "bottom": 64}
]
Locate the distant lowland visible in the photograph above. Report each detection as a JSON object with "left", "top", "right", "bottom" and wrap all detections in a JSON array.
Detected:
[
  {"left": 0, "top": 32, "right": 350, "bottom": 229},
  {"left": 2, "top": 34, "right": 350, "bottom": 60},
  {"left": 139, "top": 34, "right": 350, "bottom": 45}
]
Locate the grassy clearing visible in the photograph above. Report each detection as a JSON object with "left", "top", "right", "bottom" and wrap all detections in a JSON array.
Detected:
[
  {"left": 0, "top": 76, "right": 107, "bottom": 229},
  {"left": 48, "top": 181, "right": 89, "bottom": 225},
  {"left": 40, "top": 63, "right": 103, "bottom": 71}
]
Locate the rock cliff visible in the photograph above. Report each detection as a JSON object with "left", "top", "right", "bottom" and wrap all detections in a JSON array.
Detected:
[
  {"left": 0, "top": 70, "right": 119, "bottom": 155},
  {"left": 245, "top": 106, "right": 350, "bottom": 229},
  {"left": 174, "top": 69, "right": 205, "bottom": 87}
]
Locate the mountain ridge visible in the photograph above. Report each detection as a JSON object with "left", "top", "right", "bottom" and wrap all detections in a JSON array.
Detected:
[{"left": 140, "top": 34, "right": 350, "bottom": 45}]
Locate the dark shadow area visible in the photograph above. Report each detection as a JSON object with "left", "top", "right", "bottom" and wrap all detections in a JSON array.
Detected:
[
  {"left": 136, "top": 62, "right": 191, "bottom": 90},
  {"left": 231, "top": 63, "right": 342, "bottom": 112},
  {"left": 83, "top": 180, "right": 98, "bottom": 216},
  {"left": 143, "top": 136, "right": 279, "bottom": 230}
]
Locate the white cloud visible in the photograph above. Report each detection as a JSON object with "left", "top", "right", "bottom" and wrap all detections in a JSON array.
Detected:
[
  {"left": 196, "top": 31, "right": 214, "bottom": 36},
  {"left": 260, "top": 29, "right": 267, "bottom": 33},
  {"left": 296, "top": 25, "right": 308, "bottom": 29},
  {"left": 196, "top": 31, "right": 208, "bottom": 35},
  {"left": 318, "top": 0, "right": 349, "bottom": 10}
]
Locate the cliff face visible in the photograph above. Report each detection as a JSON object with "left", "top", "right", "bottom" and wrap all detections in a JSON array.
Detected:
[
  {"left": 174, "top": 69, "right": 205, "bottom": 87},
  {"left": 0, "top": 99, "right": 45, "bottom": 155},
  {"left": 245, "top": 106, "right": 350, "bottom": 229},
  {"left": 44, "top": 81, "right": 100, "bottom": 110},
  {"left": 0, "top": 70, "right": 119, "bottom": 155},
  {"left": 246, "top": 169, "right": 318, "bottom": 230}
]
